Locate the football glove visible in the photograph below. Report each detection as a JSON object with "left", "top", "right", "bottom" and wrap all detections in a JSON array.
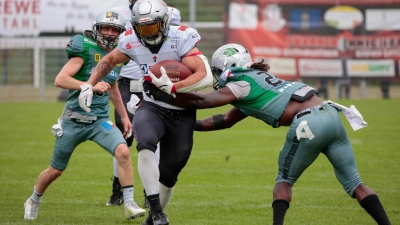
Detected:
[
  {"left": 148, "top": 66, "right": 176, "bottom": 94},
  {"left": 126, "top": 94, "right": 141, "bottom": 115},
  {"left": 79, "top": 83, "right": 93, "bottom": 112}
]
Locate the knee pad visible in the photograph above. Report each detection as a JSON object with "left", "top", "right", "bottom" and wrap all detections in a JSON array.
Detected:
[{"left": 159, "top": 171, "right": 177, "bottom": 188}]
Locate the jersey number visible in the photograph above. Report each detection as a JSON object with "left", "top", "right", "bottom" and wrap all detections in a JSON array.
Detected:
[{"left": 256, "top": 71, "right": 283, "bottom": 87}]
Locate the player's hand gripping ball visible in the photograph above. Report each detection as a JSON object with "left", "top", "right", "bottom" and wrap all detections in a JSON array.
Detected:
[{"left": 149, "top": 60, "right": 192, "bottom": 83}]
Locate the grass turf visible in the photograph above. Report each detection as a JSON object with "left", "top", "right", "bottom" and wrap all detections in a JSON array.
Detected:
[{"left": 0, "top": 99, "right": 399, "bottom": 224}]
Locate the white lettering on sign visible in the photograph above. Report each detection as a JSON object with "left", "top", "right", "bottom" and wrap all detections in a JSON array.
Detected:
[{"left": 0, "top": 0, "right": 127, "bottom": 37}]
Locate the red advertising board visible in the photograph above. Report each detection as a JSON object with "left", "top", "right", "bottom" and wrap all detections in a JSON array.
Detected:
[{"left": 224, "top": 0, "right": 400, "bottom": 80}]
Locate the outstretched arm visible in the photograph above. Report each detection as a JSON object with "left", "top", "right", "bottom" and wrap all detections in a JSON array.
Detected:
[
  {"left": 143, "top": 81, "right": 237, "bottom": 109},
  {"left": 87, "top": 47, "right": 130, "bottom": 86},
  {"left": 195, "top": 107, "right": 248, "bottom": 132}
]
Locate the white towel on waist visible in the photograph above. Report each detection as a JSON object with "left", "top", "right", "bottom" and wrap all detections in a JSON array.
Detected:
[
  {"left": 327, "top": 100, "right": 368, "bottom": 131},
  {"left": 51, "top": 117, "right": 63, "bottom": 137}
]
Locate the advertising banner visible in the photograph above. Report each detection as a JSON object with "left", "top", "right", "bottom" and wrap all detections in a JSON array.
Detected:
[
  {"left": 347, "top": 59, "right": 395, "bottom": 77},
  {"left": 223, "top": 0, "right": 400, "bottom": 80},
  {"left": 0, "top": 0, "right": 126, "bottom": 37}
]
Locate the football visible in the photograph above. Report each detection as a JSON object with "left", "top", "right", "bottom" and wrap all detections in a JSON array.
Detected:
[{"left": 149, "top": 60, "right": 192, "bottom": 83}]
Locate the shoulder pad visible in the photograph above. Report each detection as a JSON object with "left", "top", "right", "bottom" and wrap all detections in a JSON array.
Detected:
[{"left": 66, "top": 34, "right": 84, "bottom": 55}]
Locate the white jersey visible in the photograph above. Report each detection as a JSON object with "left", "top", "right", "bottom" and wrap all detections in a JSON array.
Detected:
[
  {"left": 118, "top": 25, "right": 201, "bottom": 109},
  {"left": 111, "top": 5, "right": 142, "bottom": 80}
]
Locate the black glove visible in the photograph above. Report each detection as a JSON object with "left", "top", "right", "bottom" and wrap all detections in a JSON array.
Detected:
[{"left": 143, "top": 81, "right": 175, "bottom": 105}]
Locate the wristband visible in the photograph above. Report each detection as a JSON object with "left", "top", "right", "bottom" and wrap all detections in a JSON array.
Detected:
[
  {"left": 194, "top": 120, "right": 202, "bottom": 131},
  {"left": 213, "top": 114, "right": 227, "bottom": 130}
]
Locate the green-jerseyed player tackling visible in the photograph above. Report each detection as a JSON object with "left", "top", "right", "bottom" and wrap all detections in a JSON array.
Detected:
[
  {"left": 144, "top": 43, "right": 392, "bottom": 225},
  {"left": 23, "top": 10, "right": 145, "bottom": 221}
]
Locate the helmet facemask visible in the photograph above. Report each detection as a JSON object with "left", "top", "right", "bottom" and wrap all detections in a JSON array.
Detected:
[{"left": 211, "top": 66, "right": 222, "bottom": 90}]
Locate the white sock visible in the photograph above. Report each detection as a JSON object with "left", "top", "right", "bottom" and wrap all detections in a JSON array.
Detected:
[
  {"left": 31, "top": 186, "right": 43, "bottom": 204},
  {"left": 113, "top": 157, "right": 119, "bottom": 178},
  {"left": 138, "top": 149, "right": 159, "bottom": 196},
  {"left": 122, "top": 186, "right": 134, "bottom": 203},
  {"left": 159, "top": 183, "right": 174, "bottom": 209}
]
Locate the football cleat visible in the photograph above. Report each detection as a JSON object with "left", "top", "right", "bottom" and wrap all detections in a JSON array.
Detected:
[
  {"left": 24, "top": 198, "right": 40, "bottom": 220},
  {"left": 106, "top": 177, "right": 124, "bottom": 206},
  {"left": 141, "top": 212, "right": 153, "bottom": 225},
  {"left": 150, "top": 209, "right": 169, "bottom": 225},
  {"left": 124, "top": 201, "right": 146, "bottom": 220},
  {"left": 106, "top": 193, "right": 124, "bottom": 206}
]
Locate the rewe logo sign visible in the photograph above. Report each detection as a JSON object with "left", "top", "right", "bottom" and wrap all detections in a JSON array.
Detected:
[{"left": 0, "top": 0, "right": 126, "bottom": 37}]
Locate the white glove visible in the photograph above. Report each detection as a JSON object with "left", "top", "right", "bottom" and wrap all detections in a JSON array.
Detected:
[
  {"left": 79, "top": 83, "right": 93, "bottom": 113},
  {"left": 148, "top": 66, "right": 176, "bottom": 94},
  {"left": 126, "top": 94, "right": 140, "bottom": 115}
]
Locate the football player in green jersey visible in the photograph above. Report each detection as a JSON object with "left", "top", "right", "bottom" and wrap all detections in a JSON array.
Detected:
[
  {"left": 23, "top": 10, "right": 145, "bottom": 221},
  {"left": 143, "top": 44, "right": 391, "bottom": 225}
]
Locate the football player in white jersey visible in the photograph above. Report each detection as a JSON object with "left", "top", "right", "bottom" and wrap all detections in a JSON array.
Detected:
[
  {"left": 107, "top": 0, "right": 182, "bottom": 208},
  {"left": 78, "top": 0, "right": 212, "bottom": 224}
]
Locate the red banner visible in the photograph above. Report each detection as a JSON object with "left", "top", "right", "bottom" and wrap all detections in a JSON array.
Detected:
[{"left": 224, "top": 0, "right": 400, "bottom": 80}]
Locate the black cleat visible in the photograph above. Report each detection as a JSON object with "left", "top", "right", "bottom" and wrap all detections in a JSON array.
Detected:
[
  {"left": 141, "top": 212, "right": 153, "bottom": 225},
  {"left": 142, "top": 209, "right": 169, "bottom": 225},
  {"left": 106, "top": 177, "right": 124, "bottom": 206},
  {"left": 151, "top": 209, "right": 169, "bottom": 225}
]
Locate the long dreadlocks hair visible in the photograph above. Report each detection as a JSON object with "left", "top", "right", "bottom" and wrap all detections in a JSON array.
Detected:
[{"left": 249, "top": 59, "right": 270, "bottom": 72}]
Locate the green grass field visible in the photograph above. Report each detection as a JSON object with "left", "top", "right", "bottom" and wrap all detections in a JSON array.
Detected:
[{"left": 1, "top": 100, "right": 399, "bottom": 225}]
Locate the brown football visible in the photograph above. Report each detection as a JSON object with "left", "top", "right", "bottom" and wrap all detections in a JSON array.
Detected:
[{"left": 150, "top": 60, "right": 192, "bottom": 83}]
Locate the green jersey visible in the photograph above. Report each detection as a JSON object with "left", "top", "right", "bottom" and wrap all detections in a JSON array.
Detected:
[
  {"left": 64, "top": 33, "right": 122, "bottom": 118},
  {"left": 218, "top": 67, "right": 306, "bottom": 128}
]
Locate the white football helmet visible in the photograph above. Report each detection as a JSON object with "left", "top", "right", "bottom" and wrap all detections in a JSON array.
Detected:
[
  {"left": 131, "top": 0, "right": 170, "bottom": 47},
  {"left": 93, "top": 10, "right": 126, "bottom": 49},
  {"left": 211, "top": 43, "right": 253, "bottom": 90}
]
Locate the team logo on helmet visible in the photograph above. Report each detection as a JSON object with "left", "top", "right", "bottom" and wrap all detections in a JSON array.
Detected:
[
  {"left": 106, "top": 12, "right": 119, "bottom": 19},
  {"left": 219, "top": 48, "right": 238, "bottom": 58}
]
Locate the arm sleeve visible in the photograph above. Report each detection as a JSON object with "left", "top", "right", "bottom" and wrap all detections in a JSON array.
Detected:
[{"left": 225, "top": 81, "right": 251, "bottom": 100}]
